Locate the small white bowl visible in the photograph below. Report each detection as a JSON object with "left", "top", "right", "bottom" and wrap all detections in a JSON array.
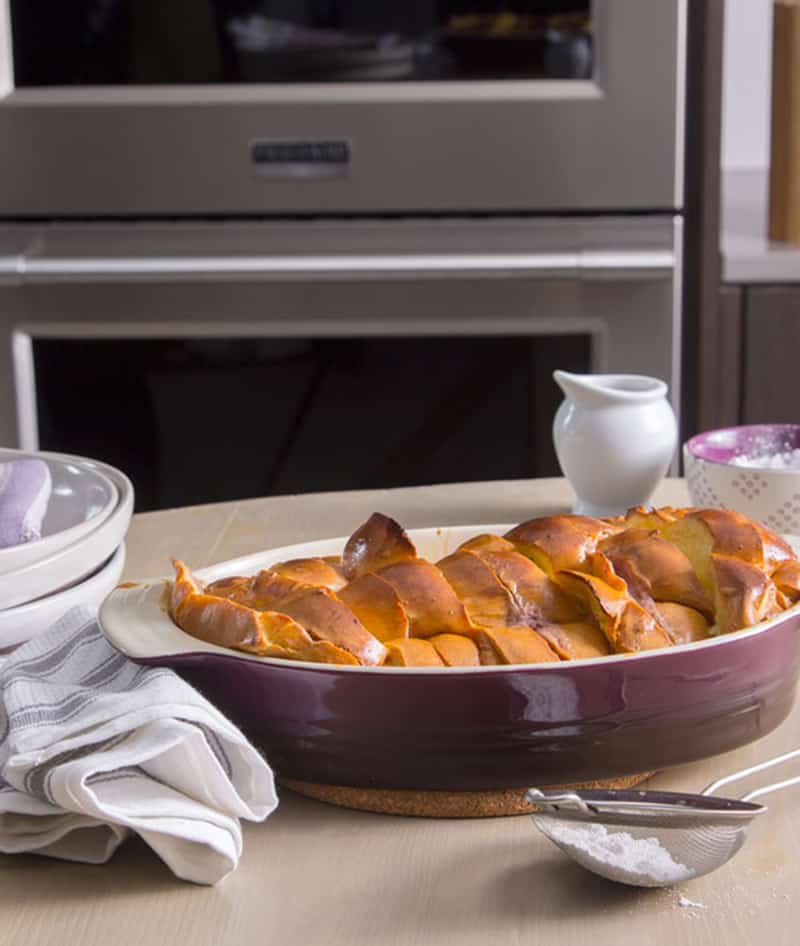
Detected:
[
  {"left": 0, "top": 543, "right": 126, "bottom": 649},
  {"left": 0, "top": 448, "right": 118, "bottom": 575},
  {"left": 684, "top": 425, "right": 800, "bottom": 533},
  {"left": 0, "top": 452, "right": 134, "bottom": 609}
]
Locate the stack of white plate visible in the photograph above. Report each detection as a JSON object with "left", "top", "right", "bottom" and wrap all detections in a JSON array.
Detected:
[{"left": 0, "top": 448, "right": 134, "bottom": 649}]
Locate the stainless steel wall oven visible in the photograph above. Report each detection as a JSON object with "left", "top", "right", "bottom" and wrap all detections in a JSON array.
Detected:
[
  {"left": 0, "top": 1, "right": 687, "bottom": 510},
  {"left": 0, "top": 1, "right": 683, "bottom": 216}
]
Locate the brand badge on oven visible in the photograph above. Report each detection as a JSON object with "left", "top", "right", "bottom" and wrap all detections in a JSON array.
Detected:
[{"left": 251, "top": 139, "right": 351, "bottom": 178}]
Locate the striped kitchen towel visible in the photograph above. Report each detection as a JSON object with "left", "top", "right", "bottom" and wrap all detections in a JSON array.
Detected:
[
  {"left": 0, "top": 459, "right": 52, "bottom": 549},
  {"left": 0, "top": 607, "right": 278, "bottom": 884}
]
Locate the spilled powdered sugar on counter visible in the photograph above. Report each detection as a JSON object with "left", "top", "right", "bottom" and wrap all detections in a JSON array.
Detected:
[
  {"left": 541, "top": 821, "right": 692, "bottom": 886},
  {"left": 678, "top": 894, "right": 706, "bottom": 910}
]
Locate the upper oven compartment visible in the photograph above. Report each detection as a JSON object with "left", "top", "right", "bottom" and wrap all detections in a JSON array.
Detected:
[{"left": 0, "top": 0, "right": 685, "bottom": 217}]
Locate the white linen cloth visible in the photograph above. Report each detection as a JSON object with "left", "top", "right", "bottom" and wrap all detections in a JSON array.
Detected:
[
  {"left": 0, "top": 607, "right": 278, "bottom": 884},
  {"left": 0, "top": 459, "right": 52, "bottom": 549}
]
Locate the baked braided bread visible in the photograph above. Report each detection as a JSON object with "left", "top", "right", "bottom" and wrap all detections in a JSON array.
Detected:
[{"left": 167, "top": 507, "right": 800, "bottom": 667}]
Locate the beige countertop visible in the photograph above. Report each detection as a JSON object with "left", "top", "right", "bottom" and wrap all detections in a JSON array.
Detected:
[
  {"left": 2, "top": 478, "right": 799, "bottom": 946},
  {"left": 722, "top": 168, "right": 800, "bottom": 284}
]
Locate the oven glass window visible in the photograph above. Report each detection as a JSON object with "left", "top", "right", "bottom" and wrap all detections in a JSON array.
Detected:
[
  {"left": 11, "top": 2, "right": 593, "bottom": 86},
  {"left": 34, "top": 335, "right": 590, "bottom": 511}
]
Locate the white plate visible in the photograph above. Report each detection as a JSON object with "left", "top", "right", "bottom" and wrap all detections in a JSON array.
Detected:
[
  {"left": 0, "top": 448, "right": 118, "bottom": 575},
  {"left": 0, "top": 543, "right": 126, "bottom": 649},
  {"left": 100, "top": 526, "right": 800, "bottom": 673},
  {"left": 0, "top": 455, "right": 134, "bottom": 610}
]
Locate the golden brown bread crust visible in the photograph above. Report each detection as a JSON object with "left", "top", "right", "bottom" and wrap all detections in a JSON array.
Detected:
[
  {"left": 457, "top": 534, "right": 518, "bottom": 555},
  {"left": 203, "top": 574, "right": 256, "bottom": 605},
  {"left": 710, "top": 554, "right": 784, "bottom": 634},
  {"left": 660, "top": 509, "right": 793, "bottom": 580},
  {"left": 385, "top": 638, "right": 444, "bottom": 667},
  {"left": 556, "top": 554, "right": 673, "bottom": 653},
  {"left": 600, "top": 529, "right": 713, "bottom": 619},
  {"left": 475, "top": 626, "right": 560, "bottom": 665},
  {"left": 437, "top": 549, "right": 523, "bottom": 629},
  {"left": 342, "top": 512, "right": 417, "bottom": 580},
  {"left": 168, "top": 507, "right": 800, "bottom": 667},
  {"left": 655, "top": 602, "right": 710, "bottom": 644},
  {"left": 170, "top": 561, "right": 268, "bottom": 654},
  {"left": 773, "top": 559, "right": 800, "bottom": 605},
  {"left": 463, "top": 540, "right": 585, "bottom": 626},
  {"left": 270, "top": 557, "right": 346, "bottom": 591},
  {"left": 338, "top": 572, "right": 410, "bottom": 642},
  {"left": 205, "top": 567, "right": 386, "bottom": 665},
  {"left": 170, "top": 560, "right": 361, "bottom": 664},
  {"left": 623, "top": 506, "right": 685, "bottom": 531},
  {"left": 376, "top": 560, "right": 475, "bottom": 638},
  {"left": 504, "top": 515, "right": 620, "bottom": 573},
  {"left": 534, "top": 621, "right": 613, "bottom": 659},
  {"left": 271, "top": 585, "right": 387, "bottom": 666},
  {"left": 655, "top": 510, "right": 795, "bottom": 635},
  {"left": 429, "top": 633, "right": 481, "bottom": 666}
]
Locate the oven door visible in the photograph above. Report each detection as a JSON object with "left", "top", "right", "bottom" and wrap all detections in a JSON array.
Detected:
[
  {"left": 0, "top": 0, "right": 685, "bottom": 216},
  {"left": 0, "top": 214, "right": 680, "bottom": 508}
]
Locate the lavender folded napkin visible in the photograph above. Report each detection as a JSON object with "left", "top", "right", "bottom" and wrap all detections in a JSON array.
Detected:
[
  {"left": 0, "top": 460, "right": 52, "bottom": 549},
  {"left": 0, "top": 607, "right": 278, "bottom": 884}
]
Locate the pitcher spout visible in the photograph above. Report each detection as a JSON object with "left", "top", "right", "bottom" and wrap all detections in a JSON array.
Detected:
[
  {"left": 553, "top": 370, "right": 607, "bottom": 407},
  {"left": 553, "top": 370, "right": 668, "bottom": 407}
]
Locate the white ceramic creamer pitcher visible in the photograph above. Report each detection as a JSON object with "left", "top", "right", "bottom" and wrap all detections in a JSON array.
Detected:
[{"left": 552, "top": 370, "right": 678, "bottom": 517}]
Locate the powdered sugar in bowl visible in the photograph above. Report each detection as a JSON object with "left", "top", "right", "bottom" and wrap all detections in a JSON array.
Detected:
[{"left": 684, "top": 425, "right": 800, "bottom": 534}]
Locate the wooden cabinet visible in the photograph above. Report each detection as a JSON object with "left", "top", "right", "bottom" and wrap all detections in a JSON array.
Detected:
[
  {"left": 696, "top": 285, "right": 743, "bottom": 432},
  {"left": 697, "top": 284, "right": 800, "bottom": 428},
  {"left": 742, "top": 285, "right": 800, "bottom": 423}
]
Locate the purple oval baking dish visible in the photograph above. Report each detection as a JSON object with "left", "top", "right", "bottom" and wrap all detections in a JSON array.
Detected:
[{"left": 99, "top": 525, "right": 800, "bottom": 791}]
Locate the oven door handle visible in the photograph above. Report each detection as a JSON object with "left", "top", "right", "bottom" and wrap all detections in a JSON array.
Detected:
[{"left": 17, "top": 250, "right": 675, "bottom": 283}]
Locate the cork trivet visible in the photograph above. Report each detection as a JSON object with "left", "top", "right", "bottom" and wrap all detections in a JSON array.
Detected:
[{"left": 280, "top": 772, "right": 654, "bottom": 818}]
